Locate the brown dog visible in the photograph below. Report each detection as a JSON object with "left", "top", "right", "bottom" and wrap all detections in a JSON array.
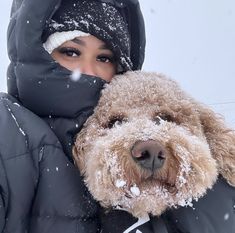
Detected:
[{"left": 73, "top": 71, "right": 235, "bottom": 218}]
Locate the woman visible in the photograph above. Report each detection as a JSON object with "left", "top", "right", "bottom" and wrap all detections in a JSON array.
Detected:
[
  {"left": 0, "top": 0, "right": 234, "bottom": 233},
  {"left": 0, "top": 0, "right": 145, "bottom": 232}
]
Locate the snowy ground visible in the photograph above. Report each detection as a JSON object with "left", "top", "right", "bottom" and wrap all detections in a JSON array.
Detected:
[{"left": 0, "top": 0, "right": 235, "bottom": 127}]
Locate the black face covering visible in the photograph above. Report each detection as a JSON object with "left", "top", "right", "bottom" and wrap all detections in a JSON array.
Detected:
[{"left": 17, "top": 70, "right": 107, "bottom": 118}]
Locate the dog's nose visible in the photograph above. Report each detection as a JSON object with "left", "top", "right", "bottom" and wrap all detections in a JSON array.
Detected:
[{"left": 131, "top": 140, "right": 166, "bottom": 170}]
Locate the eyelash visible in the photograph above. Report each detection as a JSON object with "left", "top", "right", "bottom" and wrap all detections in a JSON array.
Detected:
[
  {"left": 58, "top": 47, "right": 80, "bottom": 57},
  {"left": 97, "top": 55, "right": 115, "bottom": 63},
  {"left": 58, "top": 47, "right": 115, "bottom": 63}
]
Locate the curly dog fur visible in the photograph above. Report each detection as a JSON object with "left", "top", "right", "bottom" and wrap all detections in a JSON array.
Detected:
[{"left": 73, "top": 71, "right": 235, "bottom": 218}]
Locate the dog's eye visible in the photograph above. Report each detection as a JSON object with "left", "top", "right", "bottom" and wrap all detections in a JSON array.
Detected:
[
  {"left": 105, "top": 115, "right": 126, "bottom": 129},
  {"left": 154, "top": 114, "right": 174, "bottom": 125}
]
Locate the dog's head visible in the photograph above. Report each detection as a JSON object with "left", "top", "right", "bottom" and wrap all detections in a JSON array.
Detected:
[{"left": 73, "top": 71, "right": 235, "bottom": 218}]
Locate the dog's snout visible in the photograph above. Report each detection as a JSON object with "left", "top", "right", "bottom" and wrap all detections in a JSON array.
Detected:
[{"left": 131, "top": 140, "right": 166, "bottom": 170}]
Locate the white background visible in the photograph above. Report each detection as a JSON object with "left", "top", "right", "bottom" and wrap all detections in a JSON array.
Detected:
[{"left": 0, "top": 0, "right": 235, "bottom": 127}]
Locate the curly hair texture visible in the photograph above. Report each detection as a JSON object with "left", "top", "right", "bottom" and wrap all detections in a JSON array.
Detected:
[{"left": 73, "top": 71, "right": 235, "bottom": 218}]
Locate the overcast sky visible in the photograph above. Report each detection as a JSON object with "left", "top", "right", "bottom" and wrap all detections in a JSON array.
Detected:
[{"left": 0, "top": 0, "right": 235, "bottom": 127}]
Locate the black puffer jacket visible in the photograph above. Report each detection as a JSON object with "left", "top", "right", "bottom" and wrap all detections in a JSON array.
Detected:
[
  {"left": 0, "top": 93, "right": 99, "bottom": 232},
  {"left": 1, "top": 0, "right": 145, "bottom": 232}
]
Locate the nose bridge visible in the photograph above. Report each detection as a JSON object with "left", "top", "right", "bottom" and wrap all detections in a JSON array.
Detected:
[{"left": 79, "top": 57, "right": 96, "bottom": 76}]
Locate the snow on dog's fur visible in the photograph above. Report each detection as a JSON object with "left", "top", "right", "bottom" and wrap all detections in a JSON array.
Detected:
[{"left": 73, "top": 71, "right": 235, "bottom": 218}]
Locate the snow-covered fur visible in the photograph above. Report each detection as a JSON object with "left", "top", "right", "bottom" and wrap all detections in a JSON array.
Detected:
[{"left": 73, "top": 71, "right": 235, "bottom": 218}]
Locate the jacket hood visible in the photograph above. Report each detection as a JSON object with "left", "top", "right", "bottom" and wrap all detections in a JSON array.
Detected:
[
  {"left": 7, "top": 0, "right": 145, "bottom": 159},
  {"left": 7, "top": 0, "right": 146, "bottom": 117}
]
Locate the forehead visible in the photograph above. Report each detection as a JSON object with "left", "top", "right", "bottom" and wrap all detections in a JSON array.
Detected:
[{"left": 64, "top": 36, "right": 112, "bottom": 51}]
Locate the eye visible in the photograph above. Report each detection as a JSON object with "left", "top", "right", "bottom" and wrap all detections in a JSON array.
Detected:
[
  {"left": 97, "top": 54, "right": 115, "bottom": 63},
  {"left": 58, "top": 47, "right": 81, "bottom": 57},
  {"left": 104, "top": 115, "right": 127, "bottom": 129},
  {"left": 153, "top": 113, "right": 174, "bottom": 125}
]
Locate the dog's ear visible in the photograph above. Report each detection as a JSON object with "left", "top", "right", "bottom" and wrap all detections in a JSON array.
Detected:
[{"left": 198, "top": 104, "right": 235, "bottom": 186}]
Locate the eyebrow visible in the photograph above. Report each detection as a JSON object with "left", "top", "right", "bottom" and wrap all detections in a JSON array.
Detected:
[
  {"left": 71, "top": 38, "right": 86, "bottom": 46},
  {"left": 99, "top": 44, "right": 111, "bottom": 51},
  {"left": 72, "top": 38, "right": 111, "bottom": 51}
]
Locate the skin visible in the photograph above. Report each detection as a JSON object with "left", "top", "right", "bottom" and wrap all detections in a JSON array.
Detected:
[{"left": 51, "top": 35, "right": 117, "bottom": 82}]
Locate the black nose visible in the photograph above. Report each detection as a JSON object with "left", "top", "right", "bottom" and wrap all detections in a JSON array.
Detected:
[{"left": 131, "top": 140, "right": 166, "bottom": 170}]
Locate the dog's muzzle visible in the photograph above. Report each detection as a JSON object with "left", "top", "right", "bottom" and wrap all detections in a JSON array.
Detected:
[{"left": 131, "top": 140, "right": 166, "bottom": 171}]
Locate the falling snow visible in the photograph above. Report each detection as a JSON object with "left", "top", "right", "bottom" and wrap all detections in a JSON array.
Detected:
[
  {"left": 224, "top": 213, "right": 230, "bottom": 221},
  {"left": 71, "top": 68, "right": 81, "bottom": 82}
]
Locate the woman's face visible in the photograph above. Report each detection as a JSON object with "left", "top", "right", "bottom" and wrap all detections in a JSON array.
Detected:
[{"left": 51, "top": 35, "right": 117, "bottom": 82}]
